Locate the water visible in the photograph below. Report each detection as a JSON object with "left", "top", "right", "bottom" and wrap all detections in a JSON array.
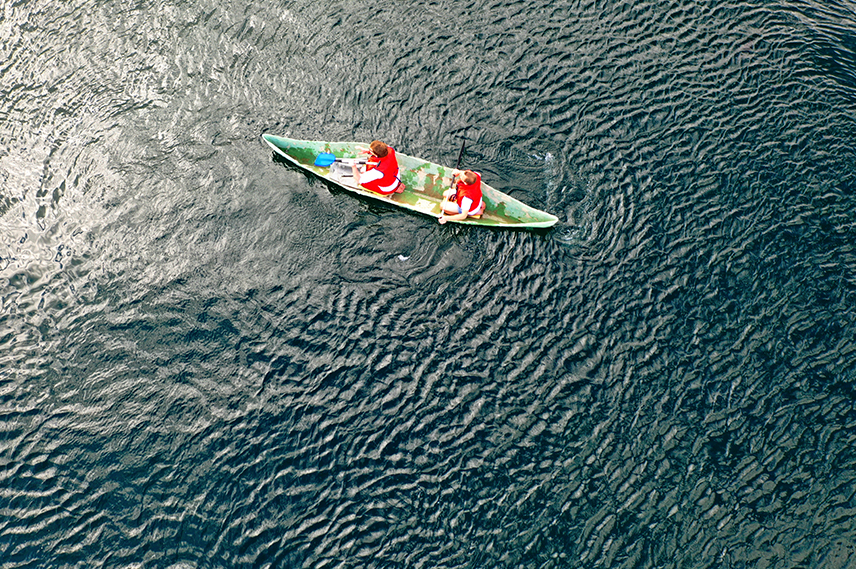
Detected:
[{"left": 2, "top": 0, "right": 855, "bottom": 567}]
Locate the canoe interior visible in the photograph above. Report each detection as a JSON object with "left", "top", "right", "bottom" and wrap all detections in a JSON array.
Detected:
[{"left": 262, "top": 134, "right": 558, "bottom": 229}]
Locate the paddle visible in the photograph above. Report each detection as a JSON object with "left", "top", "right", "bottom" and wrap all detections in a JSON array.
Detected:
[
  {"left": 315, "top": 143, "right": 372, "bottom": 167},
  {"left": 314, "top": 153, "right": 336, "bottom": 167},
  {"left": 448, "top": 136, "right": 467, "bottom": 199},
  {"left": 314, "top": 153, "right": 367, "bottom": 168}
]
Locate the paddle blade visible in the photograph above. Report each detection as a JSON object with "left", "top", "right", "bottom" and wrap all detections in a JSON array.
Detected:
[{"left": 314, "top": 153, "right": 336, "bottom": 167}]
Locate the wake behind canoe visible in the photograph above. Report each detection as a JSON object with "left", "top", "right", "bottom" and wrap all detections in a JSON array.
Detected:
[{"left": 262, "top": 134, "right": 558, "bottom": 229}]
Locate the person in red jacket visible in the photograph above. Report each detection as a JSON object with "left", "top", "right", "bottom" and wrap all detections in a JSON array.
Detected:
[
  {"left": 351, "top": 140, "right": 405, "bottom": 195},
  {"left": 438, "top": 169, "right": 485, "bottom": 224}
]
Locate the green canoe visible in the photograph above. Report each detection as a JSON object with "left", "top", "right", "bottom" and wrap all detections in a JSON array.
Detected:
[{"left": 262, "top": 134, "right": 559, "bottom": 229}]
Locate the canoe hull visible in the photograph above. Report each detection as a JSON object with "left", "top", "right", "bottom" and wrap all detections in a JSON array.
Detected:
[{"left": 262, "top": 134, "right": 558, "bottom": 229}]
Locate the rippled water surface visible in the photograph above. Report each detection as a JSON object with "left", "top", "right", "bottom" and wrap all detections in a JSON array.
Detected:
[{"left": 2, "top": 0, "right": 856, "bottom": 567}]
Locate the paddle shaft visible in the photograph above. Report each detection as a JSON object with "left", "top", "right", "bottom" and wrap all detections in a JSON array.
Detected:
[{"left": 449, "top": 137, "right": 466, "bottom": 196}]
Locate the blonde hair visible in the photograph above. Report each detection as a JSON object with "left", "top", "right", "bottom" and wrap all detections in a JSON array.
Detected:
[{"left": 460, "top": 170, "right": 477, "bottom": 185}]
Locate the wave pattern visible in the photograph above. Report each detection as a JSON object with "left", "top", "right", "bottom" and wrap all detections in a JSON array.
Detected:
[{"left": 2, "top": 0, "right": 855, "bottom": 567}]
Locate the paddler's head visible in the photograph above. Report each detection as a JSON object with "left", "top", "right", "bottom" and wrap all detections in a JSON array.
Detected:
[
  {"left": 460, "top": 170, "right": 477, "bottom": 185},
  {"left": 369, "top": 140, "right": 389, "bottom": 157}
]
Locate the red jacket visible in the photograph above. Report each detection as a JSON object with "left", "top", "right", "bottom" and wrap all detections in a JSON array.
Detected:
[
  {"left": 456, "top": 172, "right": 483, "bottom": 214},
  {"left": 362, "top": 147, "right": 400, "bottom": 194}
]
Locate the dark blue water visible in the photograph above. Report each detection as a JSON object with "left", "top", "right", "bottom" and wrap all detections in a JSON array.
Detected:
[{"left": 2, "top": 0, "right": 856, "bottom": 567}]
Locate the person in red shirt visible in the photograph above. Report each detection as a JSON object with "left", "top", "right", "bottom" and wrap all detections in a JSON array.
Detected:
[
  {"left": 351, "top": 140, "right": 405, "bottom": 195},
  {"left": 438, "top": 169, "right": 485, "bottom": 224}
]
